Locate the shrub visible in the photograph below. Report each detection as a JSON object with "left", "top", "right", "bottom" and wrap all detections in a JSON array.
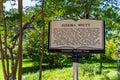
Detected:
[
  {"left": 23, "top": 29, "right": 68, "bottom": 68},
  {"left": 105, "top": 39, "right": 117, "bottom": 60}
]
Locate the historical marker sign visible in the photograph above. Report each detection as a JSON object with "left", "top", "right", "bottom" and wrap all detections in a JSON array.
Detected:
[{"left": 48, "top": 19, "right": 105, "bottom": 53}]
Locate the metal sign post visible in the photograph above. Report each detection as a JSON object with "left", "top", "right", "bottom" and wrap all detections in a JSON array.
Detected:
[
  {"left": 100, "top": 54, "right": 102, "bottom": 74},
  {"left": 73, "top": 53, "right": 78, "bottom": 80}
]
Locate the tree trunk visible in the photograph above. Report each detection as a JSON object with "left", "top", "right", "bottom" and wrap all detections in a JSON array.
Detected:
[
  {"left": 9, "top": 0, "right": 23, "bottom": 80},
  {"left": 18, "top": 0, "right": 23, "bottom": 80},
  {"left": 0, "top": 0, "right": 9, "bottom": 79},
  {"left": 0, "top": 34, "right": 7, "bottom": 80},
  {"left": 39, "top": 0, "right": 45, "bottom": 80}
]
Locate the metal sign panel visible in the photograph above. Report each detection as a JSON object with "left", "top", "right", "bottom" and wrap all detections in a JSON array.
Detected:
[{"left": 48, "top": 19, "right": 105, "bottom": 53}]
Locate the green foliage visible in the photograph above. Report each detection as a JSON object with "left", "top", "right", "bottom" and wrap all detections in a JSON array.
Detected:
[
  {"left": 44, "top": 53, "right": 68, "bottom": 68},
  {"left": 23, "top": 29, "right": 42, "bottom": 61},
  {"left": 5, "top": 8, "right": 19, "bottom": 26},
  {"left": 6, "top": 13, "right": 20, "bottom": 22},
  {"left": 23, "top": 29, "right": 68, "bottom": 68},
  {"left": 0, "top": 26, "right": 4, "bottom": 34},
  {"left": 105, "top": 39, "right": 117, "bottom": 60}
]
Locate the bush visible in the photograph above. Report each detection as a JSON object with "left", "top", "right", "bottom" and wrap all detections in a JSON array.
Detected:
[
  {"left": 23, "top": 29, "right": 42, "bottom": 61},
  {"left": 44, "top": 53, "right": 68, "bottom": 68},
  {"left": 23, "top": 29, "right": 68, "bottom": 68},
  {"left": 105, "top": 39, "right": 117, "bottom": 60}
]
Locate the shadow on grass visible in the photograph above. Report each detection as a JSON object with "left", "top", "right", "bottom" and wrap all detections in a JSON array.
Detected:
[
  {"left": 22, "top": 66, "right": 39, "bottom": 74},
  {"left": 103, "top": 66, "right": 117, "bottom": 69},
  {"left": 22, "top": 64, "right": 72, "bottom": 74}
]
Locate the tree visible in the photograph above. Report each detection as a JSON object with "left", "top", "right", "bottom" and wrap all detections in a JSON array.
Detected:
[{"left": 0, "top": 0, "right": 39, "bottom": 80}]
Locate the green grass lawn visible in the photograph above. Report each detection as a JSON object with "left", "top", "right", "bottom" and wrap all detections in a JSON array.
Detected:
[
  {"left": 22, "top": 62, "right": 119, "bottom": 80},
  {"left": 22, "top": 68, "right": 118, "bottom": 80},
  {"left": 0, "top": 59, "right": 119, "bottom": 80},
  {"left": 0, "top": 61, "right": 4, "bottom": 80}
]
